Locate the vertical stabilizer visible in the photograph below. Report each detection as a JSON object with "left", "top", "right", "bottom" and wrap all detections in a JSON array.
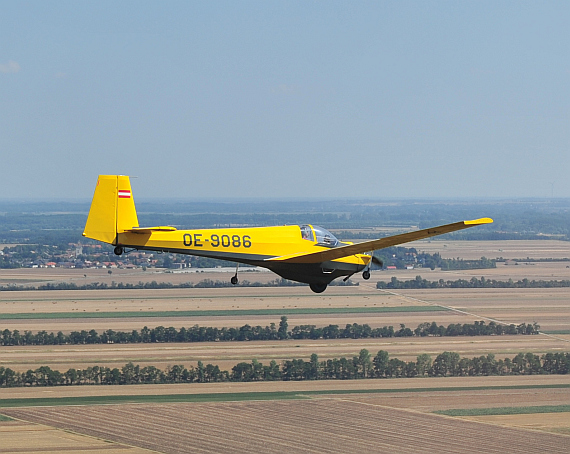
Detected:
[{"left": 83, "top": 175, "right": 139, "bottom": 245}]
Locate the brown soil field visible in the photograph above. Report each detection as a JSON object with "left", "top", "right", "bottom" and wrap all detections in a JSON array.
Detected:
[{"left": 3, "top": 398, "right": 569, "bottom": 454}]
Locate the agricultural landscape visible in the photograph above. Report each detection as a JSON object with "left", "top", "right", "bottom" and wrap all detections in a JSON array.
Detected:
[{"left": 1, "top": 200, "right": 570, "bottom": 452}]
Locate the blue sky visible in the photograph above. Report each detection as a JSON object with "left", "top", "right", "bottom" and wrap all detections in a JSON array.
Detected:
[{"left": 1, "top": 1, "right": 568, "bottom": 199}]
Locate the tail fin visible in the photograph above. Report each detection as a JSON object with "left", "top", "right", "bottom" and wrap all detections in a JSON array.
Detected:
[{"left": 83, "top": 175, "right": 139, "bottom": 245}]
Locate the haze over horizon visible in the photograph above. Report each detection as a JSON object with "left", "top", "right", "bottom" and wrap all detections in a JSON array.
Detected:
[{"left": 1, "top": 2, "right": 568, "bottom": 200}]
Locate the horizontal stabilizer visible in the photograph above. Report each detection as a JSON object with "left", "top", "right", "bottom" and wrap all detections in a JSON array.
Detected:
[
  {"left": 267, "top": 218, "right": 493, "bottom": 264},
  {"left": 126, "top": 226, "right": 177, "bottom": 234}
]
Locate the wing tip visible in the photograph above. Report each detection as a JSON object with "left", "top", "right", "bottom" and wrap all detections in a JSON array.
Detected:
[{"left": 464, "top": 217, "right": 494, "bottom": 226}]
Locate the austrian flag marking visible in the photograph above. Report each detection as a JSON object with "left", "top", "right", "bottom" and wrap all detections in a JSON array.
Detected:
[{"left": 118, "top": 190, "right": 131, "bottom": 199}]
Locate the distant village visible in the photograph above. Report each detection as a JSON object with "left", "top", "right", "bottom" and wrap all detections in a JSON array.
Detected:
[{"left": 0, "top": 243, "right": 195, "bottom": 270}]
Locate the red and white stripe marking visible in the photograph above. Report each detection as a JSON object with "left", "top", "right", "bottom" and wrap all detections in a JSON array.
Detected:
[{"left": 118, "top": 190, "right": 131, "bottom": 199}]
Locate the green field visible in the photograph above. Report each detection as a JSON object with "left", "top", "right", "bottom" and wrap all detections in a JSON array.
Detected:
[
  {"left": 0, "top": 305, "right": 446, "bottom": 320},
  {"left": 1, "top": 383, "right": 568, "bottom": 408}
]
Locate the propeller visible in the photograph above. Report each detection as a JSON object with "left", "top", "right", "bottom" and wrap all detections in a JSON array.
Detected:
[{"left": 371, "top": 256, "right": 383, "bottom": 267}]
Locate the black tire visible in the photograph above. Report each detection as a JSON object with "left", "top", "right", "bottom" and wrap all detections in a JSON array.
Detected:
[
  {"left": 114, "top": 246, "right": 124, "bottom": 256},
  {"left": 309, "top": 283, "right": 327, "bottom": 293},
  {"left": 231, "top": 276, "right": 238, "bottom": 285},
  {"left": 363, "top": 270, "right": 371, "bottom": 280}
]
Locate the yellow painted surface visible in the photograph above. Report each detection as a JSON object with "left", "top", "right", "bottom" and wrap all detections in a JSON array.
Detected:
[{"left": 463, "top": 412, "right": 570, "bottom": 436}]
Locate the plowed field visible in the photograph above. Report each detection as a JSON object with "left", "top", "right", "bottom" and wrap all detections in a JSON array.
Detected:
[{"left": 3, "top": 399, "right": 569, "bottom": 454}]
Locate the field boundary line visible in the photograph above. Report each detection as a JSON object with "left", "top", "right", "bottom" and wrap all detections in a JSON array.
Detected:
[{"left": 435, "top": 404, "right": 570, "bottom": 417}]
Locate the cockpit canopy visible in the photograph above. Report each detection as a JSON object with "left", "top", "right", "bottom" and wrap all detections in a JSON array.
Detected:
[{"left": 299, "top": 225, "right": 339, "bottom": 247}]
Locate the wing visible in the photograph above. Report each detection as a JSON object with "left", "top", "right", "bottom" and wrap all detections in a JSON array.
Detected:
[{"left": 267, "top": 218, "right": 493, "bottom": 264}]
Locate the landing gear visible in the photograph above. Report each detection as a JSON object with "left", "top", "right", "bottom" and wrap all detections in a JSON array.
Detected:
[
  {"left": 231, "top": 263, "right": 239, "bottom": 285},
  {"left": 363, "top": 270, "right": 371, "bottom": 280},
  {"left": 114, "top": 246, "right": 124, "bottom": 256},
  {"left": 309, "top": 283, "right": 327, "bottom": 293}
]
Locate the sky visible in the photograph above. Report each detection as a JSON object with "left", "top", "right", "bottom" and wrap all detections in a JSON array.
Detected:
[{"left": 1, "top": 1, "right": 569, "bottom": 200}]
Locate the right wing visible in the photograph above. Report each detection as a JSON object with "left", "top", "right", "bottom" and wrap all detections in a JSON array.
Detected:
[{"left": 267, "top": 218, "right": 493, "bottom": 264}]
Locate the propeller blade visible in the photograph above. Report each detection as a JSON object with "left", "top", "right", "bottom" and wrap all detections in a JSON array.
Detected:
[{"left": 372, "top": 256, "right": 383, "bottom": 267}]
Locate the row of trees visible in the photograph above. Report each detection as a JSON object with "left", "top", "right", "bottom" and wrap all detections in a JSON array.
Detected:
[
  {"left": 0, "top": 278, "right": 358, "bottom": 291},
  {"left": 377, "top": 275, "right": 570, "bottom": 289},
  {"left": 1, "top": 350, "right": 568, "bottom": 387},
  {"left": 0, "top": 318, "right": 539, "bottom": 346}
]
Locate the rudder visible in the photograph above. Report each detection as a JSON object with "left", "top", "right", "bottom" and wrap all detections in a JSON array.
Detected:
[{"left": 83, "top": 175, "right": 139, "bottom": 245}]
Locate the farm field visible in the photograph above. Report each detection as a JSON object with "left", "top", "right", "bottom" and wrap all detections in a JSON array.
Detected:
[
  {"left": 413, "top": 239, "right": 570, "bottom": 260},
  {"left": 2, "top": 389, "right": 569, "bottom": 454},
  {"left": 1, "top": 283, "right": 569, "bottom": 334},
  {"left": 2, "top": 375, "right": 569, "bottom": 450},
  {"left": 0, "top": 240, "right": 569, "bottom": 452},
  {"left": 0, "top": 419, "right": 152, "bottom": 453},
  {"left": 0, "top": 333, "right": 567, "bottom": 373}
]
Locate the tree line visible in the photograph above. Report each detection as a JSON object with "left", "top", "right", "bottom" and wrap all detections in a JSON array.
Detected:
[
  {"left": 0, "top": 278, "right": 358, "bottom": 291},
  {"left": 377, "top": 275, "right": 570, "bottom": 289},
  {"left": 0, "top": 318, "right": 540, "bottom": 346},
  {"left": 0, "top": 350, "right": 568, "bottom": 387}
]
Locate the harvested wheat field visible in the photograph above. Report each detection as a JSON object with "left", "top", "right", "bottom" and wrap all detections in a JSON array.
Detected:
[
  {"left": 3, "top": 398, "right": 569, "bottom": 454},
  {"left": 463, "top": 413, "right": 570, "bottom": 435},
  {"left": 1, "top": 333, "right": 567, "bottom": 373},
  {"left": 0, "top": 419, "right": 153, "bottom": 453},
  {"left": 413, "top": 239, "right": 570, "bottom": 260}
]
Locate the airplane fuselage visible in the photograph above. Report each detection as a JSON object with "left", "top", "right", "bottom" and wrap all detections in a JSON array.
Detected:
[{"left": 117, "top": 225, "right": 369, "bottom": 286}]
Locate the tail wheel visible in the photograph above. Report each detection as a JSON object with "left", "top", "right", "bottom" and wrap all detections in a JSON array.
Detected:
[
  {"left": 231, "top": 276, "right": 239, "bottom": 285},
  {"left": 309, "top": 283, "right": 327, "bottom": 293}
]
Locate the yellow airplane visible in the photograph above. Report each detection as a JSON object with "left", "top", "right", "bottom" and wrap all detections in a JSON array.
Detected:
[{"left": 83, "top": 175, "right": 493, "bottom": 293}]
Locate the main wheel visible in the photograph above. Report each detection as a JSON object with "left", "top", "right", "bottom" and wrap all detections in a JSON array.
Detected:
[
  {"left": 114, "top": 246, "right": 124, "bottom": 256},
  {"left": 231, "top": 276, "right": 238, "bottom": 285},
  {"left": 309, "top": 283, "right": 327, "bottom": 293},
  {"left": 363, "top": 270, "right": 371, "bottom": 280}
]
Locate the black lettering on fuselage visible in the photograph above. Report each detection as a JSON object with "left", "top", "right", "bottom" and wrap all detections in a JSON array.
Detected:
[{"left": 182, "top": 233, "right": 253, "bottom": 249}]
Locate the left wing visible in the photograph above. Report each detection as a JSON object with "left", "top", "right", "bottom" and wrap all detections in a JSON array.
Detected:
[{"left": 267, "top": 218, "right": 493, "bottom": 264}]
